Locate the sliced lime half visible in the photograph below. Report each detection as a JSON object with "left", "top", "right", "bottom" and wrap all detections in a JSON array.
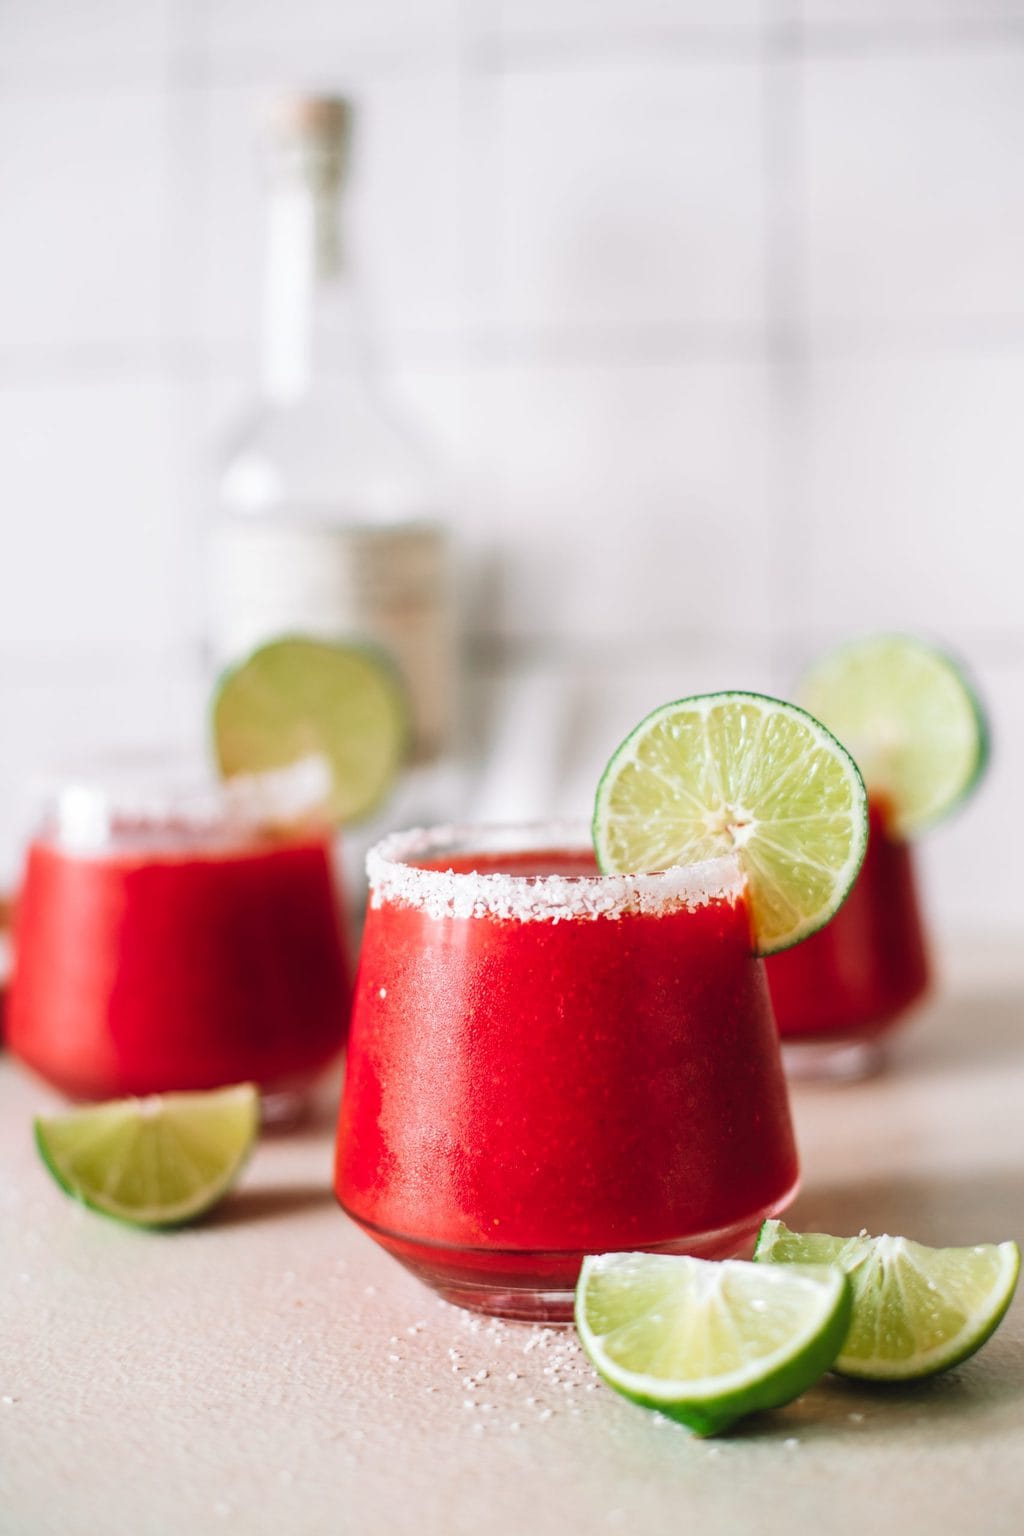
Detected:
[
  {"left": 592, "top": 691, "right": 868, "bottom": 955},
  {"left": 34, "top": 1084, "right": 259, "bottom": 1229},
  {"left": 798, "top": 634, "right": 988, "bottom": 839},
  {"left": 575, "top": 1251, "right": 851, "bottom": 1437},
  {"left": 755, "top": 1219, "right": 1020, "bottom": 1381},
  {"left": 212, "top": 635, "right": 408, "bottom": 825}
]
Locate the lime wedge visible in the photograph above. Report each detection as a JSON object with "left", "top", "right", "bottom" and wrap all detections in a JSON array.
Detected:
[
  {"left": 212, "top": 636, "right": 408, "bottom": 825},
  {"left": 34, "top": 1084, "right": 259, "bottom": 1229},
  {"left": 592, "top": 691, "right": 868, "bottom": 955},
  {"left": 754, "top": 1220, "right": 1020, "bottom": 1381},
  {"left": 575, "top": 1252, "right": 852, "bottom": 1437},
  {"left": 798, "top": 635, "right": 988, "bottom": 839}
]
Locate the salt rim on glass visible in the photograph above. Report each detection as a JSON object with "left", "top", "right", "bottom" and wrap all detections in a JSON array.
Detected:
[
  {"left": 48, "top": 753, "right": 334, "bottom": 855},
  {"left": 366, "top": 821, "right": 746, "bottom": 924}
]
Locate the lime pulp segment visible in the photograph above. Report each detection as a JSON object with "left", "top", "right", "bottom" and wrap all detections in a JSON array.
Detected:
[
  {"left": 34, "top": 1083, "right": 259, "bottom": 1228},
  {"left": 592, "top": 691, "right": 868, "bottom": 955},
  {"left": 212, "top": 635, "right": 408, "bottom": 826},
  {"left": 798, "top": 634, "right": 988, "bottom": 839},
  {"left": 754, "top": 1220, "right": 1020, "bottom": 1381},
  {"left": 575, "top": 1251, "right": 852, "bottom": 1437}
]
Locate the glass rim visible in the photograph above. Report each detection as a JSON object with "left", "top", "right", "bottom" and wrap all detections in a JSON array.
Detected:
[
  {"left": 366, "top": 820, "right": 745, "bottom": 923},
  {"left": 35, "top": 754, "right": 334, "bottom": 854}
]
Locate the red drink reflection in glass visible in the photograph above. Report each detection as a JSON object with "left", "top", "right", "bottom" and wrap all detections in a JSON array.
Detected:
[
  {"left": 766, "top": 800, "right": 930, "bottom": 1080},
  {"left": 8, "top": 778, "right": 350, "bottom": 1121},
  {"left": 335, "top": 824, "right": 799, "bottom": 1320}
]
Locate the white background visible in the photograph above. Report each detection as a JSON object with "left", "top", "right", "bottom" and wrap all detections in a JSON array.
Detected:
[{"left": 0, "top": 0, "right": 1021, "bottom": 939}]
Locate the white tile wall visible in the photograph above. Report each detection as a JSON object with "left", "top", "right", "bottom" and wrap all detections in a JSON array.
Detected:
[
  {"left": 494, "top": 58, "right": 766, "bottom": 343},
  {"left": 452, "top": 359, "right": 775, "bottom": 644},
  {"left": 797, "top": 354, "right": 1024, "bottom": 635},
  {"left": 0, "top": 0, "right": 1023, "bottom": 936},
  {"left": 802, "top": 46, "right": 1024, "bottom": 335},
  {"left": 0, "top": 0, "right": 172, "bottom": 87},
  {"left": 800, "top": 2, "right": 1024, "bottom": 26},
  {"left": 0, "top": 372, "right": 196, "bottom": 663},
  {"left": 195, "top": 0, "right": 460, "bottom": 71},
  {"left": 497, "top": 0, "right": 766, "bottom": 45},
  {"left": 0, "top": 89, "right": 171, "bottom": 352}
]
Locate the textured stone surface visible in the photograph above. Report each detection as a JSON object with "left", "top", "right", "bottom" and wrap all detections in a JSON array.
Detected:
[{"left": 2, "top": 949, "right": 1022, "bottom": 1535}]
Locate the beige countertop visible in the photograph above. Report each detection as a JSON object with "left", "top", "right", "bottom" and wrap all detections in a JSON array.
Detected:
[{"left": 2, "top": 946, "right": 1022, "bottom": 1536}]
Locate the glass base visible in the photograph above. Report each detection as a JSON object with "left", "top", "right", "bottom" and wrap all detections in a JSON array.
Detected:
[
  {"left": 259, "top": 1084, "right": 317, "bottom": 1130},
  {"left": 344, "top": 1204, "right": 795, "bottom": 1323},
  {"left": 781, "top": 1035, "right": 886, "bottom": 1083},
  {"left": 258, "top": 1059, "right": 342, "bottom": 1131}
]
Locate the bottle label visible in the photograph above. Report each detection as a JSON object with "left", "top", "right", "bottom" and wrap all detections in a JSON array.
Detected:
[{"left": 211, "top": 520, "right": 454, "bottom": 761}]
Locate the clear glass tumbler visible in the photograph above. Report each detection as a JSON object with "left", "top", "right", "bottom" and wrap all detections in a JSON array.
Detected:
[
  {"left": 8, "top": 761, "right": 351, "bottom": 1123},
  {"left": 335, "top": 822, "right": 799, "bottom": 1321},
  {"left": 767, "top": 799, "right": 930, "bottom": 1081}
]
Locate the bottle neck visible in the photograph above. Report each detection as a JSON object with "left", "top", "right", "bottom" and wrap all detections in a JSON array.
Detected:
[{"left": 260, "top": 167, "right": 367, "bottom": 402}]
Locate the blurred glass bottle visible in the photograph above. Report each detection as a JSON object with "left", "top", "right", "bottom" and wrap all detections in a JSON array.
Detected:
[{"left": 209, "top": 96, "right": 455, "bottom": 765}]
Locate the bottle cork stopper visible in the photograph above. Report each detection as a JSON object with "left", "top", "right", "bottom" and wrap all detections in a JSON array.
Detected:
[{"left": 268, "top": 95, "right": 353, "bottom": 180}]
